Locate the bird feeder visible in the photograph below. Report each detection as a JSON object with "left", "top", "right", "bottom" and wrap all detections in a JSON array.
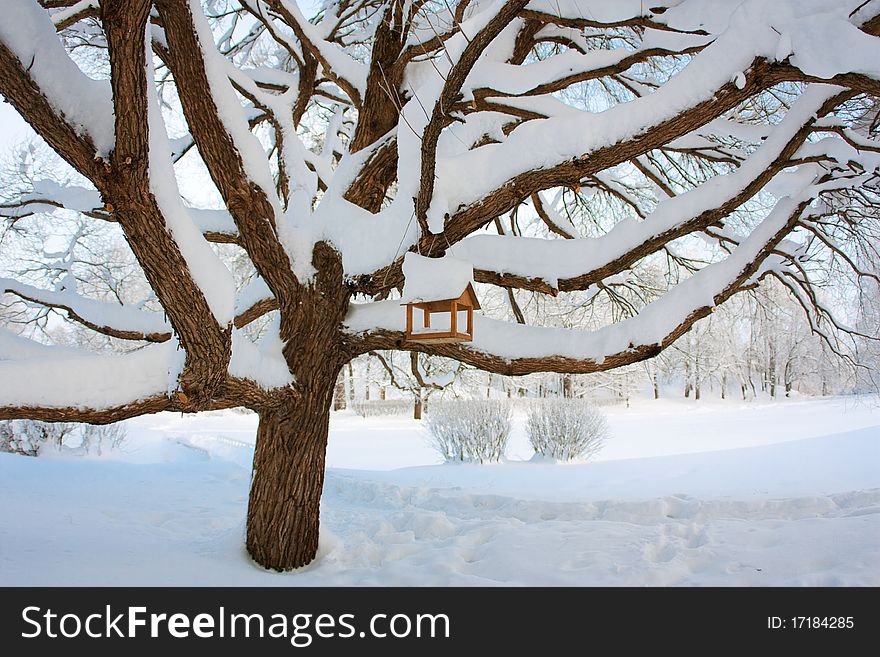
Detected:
[{"left": 400, "top": 253, "right": 480, "bottom": 344}]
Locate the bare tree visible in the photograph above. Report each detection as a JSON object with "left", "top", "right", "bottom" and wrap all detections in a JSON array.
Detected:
[{"left": 1, "top": 1, "right": 879, "bottom": 571}]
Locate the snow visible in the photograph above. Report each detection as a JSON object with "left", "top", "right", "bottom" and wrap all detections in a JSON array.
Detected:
[
  {"left": 446, "top": 86, "right": 836, "bottom": 287},
  {"left": 49, "top": 1, "right": 98, "bottom": 27},
  {"left": 0, "top": 340, "right": 179, "bottom": 410},
  {"left": 187, "top": 207, "right": 237, "bottom": 236},
  {"left": 413, "top": 0, "right": 875, "bottom": 228},
  {"left": 1, "top": 397, "right": 877, "bottom": 585},
  {"left": 784, "top": 12, "right": 880, "bottom": 79},
  {"left": 0, "top": 329, "right": 81, "bottom": 361},
  {"left": 0, "top": 0, "right": 114, "bottom": 155},
  {"left": 228, "top": 329, "right": 294, "bottom": 390},
  {"left": 24, "top": 180, "right": 101, "bottom": 215},
  {"left": 526, "top": 0, "right": 656, "bottom": 23},
  {"left": 465, "top": 48, "right": 639, "bottom": 97},
  {"left": 234, "top": 276, "right": 273, "bottom": 317},
  {"left": 400, "top": 253, "right": 475, "bottom": 304}
]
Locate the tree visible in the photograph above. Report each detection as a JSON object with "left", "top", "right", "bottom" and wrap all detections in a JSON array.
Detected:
[
  {"left": 369, "top": 350, "right": 461, "bottom": 419},
  {"left": 1, "top": 0, "right": 879, "bottom": 571}
]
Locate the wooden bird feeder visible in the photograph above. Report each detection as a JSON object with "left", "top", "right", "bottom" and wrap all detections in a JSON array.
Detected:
[{"left": 400, "top": 254, "right": 480, "bottom": 344}]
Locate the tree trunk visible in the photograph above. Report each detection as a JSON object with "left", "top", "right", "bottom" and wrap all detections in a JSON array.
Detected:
[
  {"left": 246, "top": 241, "right": 349, "bottom": 572},
  {"left": 364, "top": 361, "right": 371, "bottom": 401},
  {"left": 563, "top": 374, "right": 573, "bottom": 399},
  {"left": 768, "top": 347, "right": 777, "bottom": 398},
  {"left": 413, "top": 394, "right": 422, "bottom": 420},
  {"left": 247, "top": 385, "right": 335, "bottom": 571},
  {"left": 684, "top": 357, "right": 692, "bottom": 398},
  {"left": 347, "top": 362, "right": 355, "bottom": 403}
]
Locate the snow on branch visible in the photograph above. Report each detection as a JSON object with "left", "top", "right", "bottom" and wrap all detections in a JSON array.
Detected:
[
  {"left": 262, "top": 0, "right": 367, "bottom": 107},
  {"left": 348, "top": 189, "right": 817, "bottom": 373},
  {"left": 1, "top": 278, "right": 172, "bottom": 343},
  {"left": 0, "top": 2, "right": 113, "bottom": 180},
  {"left": 0, "top": 338, "right": 180, "bottom": 417},
  {"left": 447, "top": 86, "right": 845, "bottom": 292},
  {"left": 49, "top": 0, "right": 99, "bottom": 30},
  {"left": 0, "top": 0, "right": 113, "bottom": 155}
]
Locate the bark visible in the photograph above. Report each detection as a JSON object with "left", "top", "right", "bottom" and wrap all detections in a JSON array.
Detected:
[{"left": 247, "top": 390, "right": 333, "bottom": 571}]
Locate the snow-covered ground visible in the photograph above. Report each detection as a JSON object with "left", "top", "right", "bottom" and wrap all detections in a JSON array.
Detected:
[{"left": 1, "top": 396, "right": 878, "bottom": 586}]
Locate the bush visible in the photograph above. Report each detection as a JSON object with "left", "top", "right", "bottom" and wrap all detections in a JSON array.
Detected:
[
  {"left": 77, "top": 423, "right": 128, "bottom": 456},
  {"left": 350, "top": 400, "right": 413, "bottom": 417},
  {"left": 425, "top": 400, "right": 511, "bottom": 463},
  {"left": 526, "top": 400, "right": 608, "bottom": 461},
  {"left": 0, "top": 420, "right": 127, "bottom": 457}
]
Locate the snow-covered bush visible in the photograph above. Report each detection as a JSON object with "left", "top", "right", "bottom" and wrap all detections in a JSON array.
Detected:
[
  {"left": 426, "top": 400, "right": 511, "bottom": 463},
  {"left": 526, "top": 400, "right": 608, "bottom": 461},
  {"left": 351, "top": 400, "right": 413, "bottom": 417},
  {"left": 0, "top": 420, "right": 127, "bottom": 457},
  {"left": 77, "top": 423, "right": 128, "bottom": 455}
]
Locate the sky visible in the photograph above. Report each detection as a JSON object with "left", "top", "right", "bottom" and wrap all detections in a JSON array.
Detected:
[{"left": 0, "top": 99, "right": 34, "bottom": 154}]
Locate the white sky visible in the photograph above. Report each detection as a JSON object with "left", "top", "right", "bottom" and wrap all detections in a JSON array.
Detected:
[{"left": 0, "top": 99, "right": 34, "bottom": 153}]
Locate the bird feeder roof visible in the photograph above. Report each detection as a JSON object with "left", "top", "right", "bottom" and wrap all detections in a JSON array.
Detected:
[{"left": 399, "top": 253, "right": 480, "bottom": 308}]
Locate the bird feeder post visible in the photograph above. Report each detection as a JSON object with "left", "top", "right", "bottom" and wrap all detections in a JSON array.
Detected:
[
  {"left": 450, "top": 300, "right": 458, "bottom": 335},
  {"left": 467, "top": 304, "right": 473, "bottom": 336},
  {"left": 406, "top": 302, "right": 413, "bottom": 336},
  {"left": 423, "top": 306, "right": 431, "bottom": 329}
]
